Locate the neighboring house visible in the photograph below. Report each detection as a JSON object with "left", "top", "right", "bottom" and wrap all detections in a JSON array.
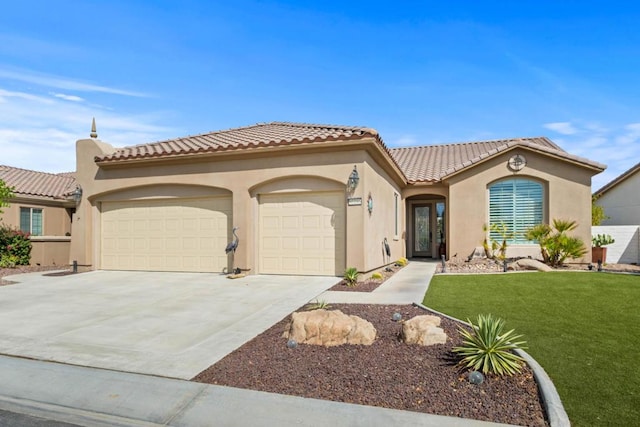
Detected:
[
  {"left": 592, "top": 161, "right": 640, "bottom": 265},
  {"left": 0, "top": 165, "right": 77, "bottom": 266},
  {"left": 67, "top": 121, "right": 605, "bottom": 276},
  {"left": 593, "top": 161, "right": 640, "bottom": 225}
]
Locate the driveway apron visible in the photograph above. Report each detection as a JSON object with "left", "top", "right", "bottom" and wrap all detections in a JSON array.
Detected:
[{"left": 0, "top": 271, "right": 337, "bottom": 379}]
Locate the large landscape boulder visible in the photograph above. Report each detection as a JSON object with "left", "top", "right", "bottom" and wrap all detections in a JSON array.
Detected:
[
  {"left": 509, "top": 258, "right": 552, "bottom": 272},
  {"left": 284, "top": 309, "right": 376, "bottom": 346},
  {"left": 401, "top": 315, "right": 447, "bottom": 346}
]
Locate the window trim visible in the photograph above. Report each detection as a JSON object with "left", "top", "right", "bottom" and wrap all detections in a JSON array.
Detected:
[
  {"left": 393, "top": 192, "right": 400, "bottom": 240},
  {"left": 20, "top": 207, "right": 44, "bottom": 236}
]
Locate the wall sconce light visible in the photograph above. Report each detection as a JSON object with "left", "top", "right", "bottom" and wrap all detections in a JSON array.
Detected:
[
  {"left": 347, "top": 165, "right": 359, "bottom": 192},
  {"left": 72, "top": 185, "right": 83, "bottom": 204}
]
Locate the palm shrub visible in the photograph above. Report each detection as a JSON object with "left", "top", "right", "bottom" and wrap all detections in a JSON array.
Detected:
[
  {"left": 525, "top": 219, "right": 587, "bottom": 267},
  {"left": 343, "top": 267, "right": 359, "bottom": 287},
  {"left": 452, "top": 314, "right": 527, "bottom": 376},
  {"left": 489, "top": 221, "right": 513, "bottom": 260}
]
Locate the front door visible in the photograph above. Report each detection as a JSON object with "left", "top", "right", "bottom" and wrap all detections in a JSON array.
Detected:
[{"left": 413, "top": 205, "right": 431, "bottom": 257}]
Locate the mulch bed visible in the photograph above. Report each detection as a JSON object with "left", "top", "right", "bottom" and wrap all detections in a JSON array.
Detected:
[
  {"left": 193, "top": 304, "right": 548, "bottom": 426},
  {"left": 328, "top": 264, "right": 405, "bottom": 292}
]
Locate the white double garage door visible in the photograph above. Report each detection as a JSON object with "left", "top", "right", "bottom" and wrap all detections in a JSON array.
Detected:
[{"left": 101, "top": 192, "right": 345, "bottom": 276}]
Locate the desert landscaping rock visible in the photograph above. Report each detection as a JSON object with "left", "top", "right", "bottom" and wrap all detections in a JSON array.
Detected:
[
  {"left": 284, "top": 309, "right": 377, "bottom": 346},
  {"left": 401, "top": 315, "right": 448, "bottom": 346},
  {"left": 510, "top": 259, "right": 553, "bottom": 272}
]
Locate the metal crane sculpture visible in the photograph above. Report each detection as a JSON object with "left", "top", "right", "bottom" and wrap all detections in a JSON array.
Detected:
[
  {"left": 383, "top": 237, "right": 391, "bottom": 264},
  {"left": 225, "top": 226, "right": 240, "bottom": 274}
]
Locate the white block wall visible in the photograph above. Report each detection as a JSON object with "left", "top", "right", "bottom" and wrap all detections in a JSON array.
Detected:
[{"left": 592, "top": 226, "right": 640, "bottom": 264}]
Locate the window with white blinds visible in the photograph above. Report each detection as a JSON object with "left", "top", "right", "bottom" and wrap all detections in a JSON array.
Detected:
[{"left": 489, "top": 179, "right": 543, "bottom": 244}]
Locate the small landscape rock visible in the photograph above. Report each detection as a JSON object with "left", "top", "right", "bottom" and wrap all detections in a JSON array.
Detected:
[
  {"left": 283, "top": 309, "right": 376, "bottom": 346},
  {"left": 401, "top": 315, "right": 447, "bottom": 346},
  {"left": 509, "top": 259, "right": 552, "bottom": 272}
]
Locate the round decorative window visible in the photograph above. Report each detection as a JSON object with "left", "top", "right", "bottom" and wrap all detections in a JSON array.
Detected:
[{"left": 508, "top": 154, "right": 527, "bottom": 171}]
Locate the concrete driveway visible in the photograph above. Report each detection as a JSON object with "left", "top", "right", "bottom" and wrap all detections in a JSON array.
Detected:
[{"left": 0, "top": 271, "right": 337, "bottom": 379}]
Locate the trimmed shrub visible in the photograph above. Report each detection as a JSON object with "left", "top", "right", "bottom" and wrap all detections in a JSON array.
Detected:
[{"left": 0, "top": 225, "right": 32, "bottom": 266}]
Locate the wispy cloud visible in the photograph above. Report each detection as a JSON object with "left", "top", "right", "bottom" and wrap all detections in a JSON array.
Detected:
[
  {"left": 543, "top": 122, "right": 579, "bottom": 135},
  {"left": 542, "top": 120, "right": 640, "bottom": 190},
  {"left": 0, "top": 86, "right": 174, "bottom": 173},
  {"left": 0, "top": 68, "right": 148, "bottom": 97},
  {"left": 51, "top": 92, "right": 84, "bottom": 102}
]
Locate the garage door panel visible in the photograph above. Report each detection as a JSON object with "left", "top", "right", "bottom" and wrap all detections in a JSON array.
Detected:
[
  {"left": 102, "top": 197, "right": 231, "bottom": 273},
  {"left": 259, "top": 192, "right": 344, "bottom": 276}
]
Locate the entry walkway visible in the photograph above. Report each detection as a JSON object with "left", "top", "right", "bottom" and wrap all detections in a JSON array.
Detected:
[{"left": 319, "top": 259, "right": 439, "bottom": 304}]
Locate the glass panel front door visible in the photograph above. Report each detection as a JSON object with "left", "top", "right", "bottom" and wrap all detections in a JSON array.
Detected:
[{"left": 413, "top": 205, "right": 431, "bottom": 257}]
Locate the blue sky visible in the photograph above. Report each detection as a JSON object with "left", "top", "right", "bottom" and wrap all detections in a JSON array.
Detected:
[{"left": 1, "top": 1, "right": 639, "bottom": 190}]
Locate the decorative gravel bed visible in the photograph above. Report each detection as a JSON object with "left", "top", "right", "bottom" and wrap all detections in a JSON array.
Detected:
[
  {"left": 438, "top": 257, "right": 640, "bottom": 275},
  {"left": 328, "top": 264, "right": 405, "bottom": 292},
  {"left": 193, "top": 304, "right": 548, "bottom": 426}
]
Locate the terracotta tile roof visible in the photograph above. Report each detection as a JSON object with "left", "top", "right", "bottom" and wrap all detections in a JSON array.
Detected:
[
  {"left": 390, "top": 137, "right": 606, "bottom": 182},
  {"left": 594, "top": 160, "right": 640, "bottom": 196},
  {"left": 0, "top": 165, "right": 77, "bottom": 200},
  {"left": 94, "top": 122, "right": 605, "bottom": 184},
  {"left": 96, "top": 122, "right": 383, "bottom": 163}
]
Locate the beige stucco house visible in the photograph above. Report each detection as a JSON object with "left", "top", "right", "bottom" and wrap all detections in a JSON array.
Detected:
[
  {"left": 67, "top": 121, "right": 605, "bottom": 276},
  {"left": 0, "top": 165, "right": 77, "bottom": 266},
  {"left": 594, "top": 161, "right": 640, "bottom": 226}
]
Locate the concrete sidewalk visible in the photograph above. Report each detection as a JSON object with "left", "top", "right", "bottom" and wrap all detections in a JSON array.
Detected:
[
  {"left": 0, "top": 355, "right": 510, "bottom": 427},
  {"left": 318, "top": 260, "right": 438, "bottom": 304}
]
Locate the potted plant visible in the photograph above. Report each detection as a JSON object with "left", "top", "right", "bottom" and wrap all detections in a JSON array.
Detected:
[{"left": 592, "top": 234, "right": 615, "bottom": 264}]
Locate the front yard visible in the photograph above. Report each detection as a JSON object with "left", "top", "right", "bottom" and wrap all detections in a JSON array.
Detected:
[{"left": 423, "top": 271, "right": 639, "bottom": 427}]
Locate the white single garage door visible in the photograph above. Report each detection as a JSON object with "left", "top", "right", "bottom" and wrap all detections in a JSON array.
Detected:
[
  {"left": 259, "top": 192, "right": 345, "bottom": 276},
  {"left": 101, "top": 197, "right": 231, "bottom": 272}
]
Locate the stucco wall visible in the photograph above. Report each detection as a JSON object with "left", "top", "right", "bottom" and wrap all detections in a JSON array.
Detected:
[
  {"left": 598, "top": 171, "right": 640, "bottom": 225},
  {"left": 361, "top": 155, "right": 404, "bottom": 272},
  {"left": 446, "top": 148, "right": 594, "bottom": 262},
  {"left": 30, "top": 237, "right": 71, "bottom": 266},
  {"left": 71, "top": 137, "right": 403, "bottom": 275}
]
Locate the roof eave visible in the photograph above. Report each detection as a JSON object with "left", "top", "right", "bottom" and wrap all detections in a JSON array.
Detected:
[
  {"left": 440, "top": 143, "right": 606, "bottom": 181},
  {"left": 11, "top": 194, "right": 76, "bottom": 207},
  {"left": 593, "top": 161, "right": 640, "bottom": 196}
]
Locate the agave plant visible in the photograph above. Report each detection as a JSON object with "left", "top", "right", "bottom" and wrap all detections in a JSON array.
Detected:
[
  {"left": 306, "top": 299, "right": 331, "bottom": 310},
  {"left": 343, "top": 267, "right": 359, "bottom": 287},
  {"left": 452, "top": 314, "right": 527, "bottom": 376}
]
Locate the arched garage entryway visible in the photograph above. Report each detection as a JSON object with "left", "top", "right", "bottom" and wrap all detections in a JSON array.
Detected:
[{"left": 97, "top": 185, "right": 232, "bottom": 273}]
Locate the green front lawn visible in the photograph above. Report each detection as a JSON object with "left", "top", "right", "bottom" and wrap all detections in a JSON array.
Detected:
[{"left": 423, "top": 272, "right": 640, "bottom": 427}]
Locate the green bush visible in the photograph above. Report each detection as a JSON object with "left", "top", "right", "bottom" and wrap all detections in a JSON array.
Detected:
[
  {"left": 343, "top": 267, "right": 359, "bottom": 287},
  {"left": 371, "top": 272, "right": 383, "bottom": 280},
  {"left": 395, "top": 257, "right": 408, "bottom": 267},
  {"left": 525, "top": 219, "right": 587, "bottom": 267},
  {"left": 0, "top": 225, "right": 32, "bottom": 266},
  {"left": 452, "top": 314, "right": 527, "bottom": 376},
  {"left": 0, "top": 254, "right": 19, "bottom": 268}
]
